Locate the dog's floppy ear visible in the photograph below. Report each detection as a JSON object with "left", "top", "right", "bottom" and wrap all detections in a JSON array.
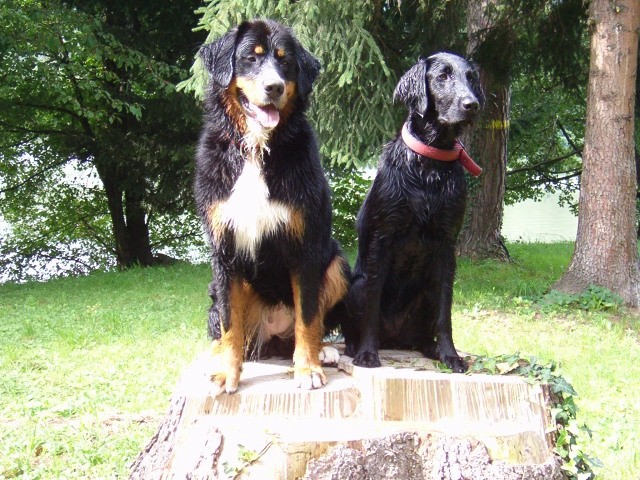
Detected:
[
  {"left": 294, "top": 39, "right": 321, "bottom": 98},
  {"left": 393, "top": 56, "right": 430, "bottom": 116},
  {"left": 199, "top": 26, "right": 241, "bottom": 87}
]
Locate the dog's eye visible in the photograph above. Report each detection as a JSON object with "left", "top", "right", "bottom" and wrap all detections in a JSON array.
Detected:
[
  {"left": 438, "top": 66, "right": 453, "bottom": 81},
  {"left": 246, "top": 55, "right": 257, "bottom": 63}
]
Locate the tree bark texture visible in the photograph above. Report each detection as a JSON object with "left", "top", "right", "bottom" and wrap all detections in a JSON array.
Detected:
[
  {"left": 304, "top": 434, "right": 562, "bottom": 480},
  {"left": 554, "top": 0, "right": 640, "bottom": 306},
  {"left": 457, "top": 0, "right": 511, "bottom": 262},
  {"left": 95, "top": 157, "right": 157, "bottom": 269},
  {"left": 129, "top": 352, "right": 564, "bottom": 480}
]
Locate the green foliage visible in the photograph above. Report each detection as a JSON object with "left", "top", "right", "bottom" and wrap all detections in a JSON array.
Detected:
[
  {"left": 1, "top": 243, "right": 639, "bottom": 477},
  {"left": 470, "top": 353, "right": 599, "bottom": 479},
  {"left": 0, "top": 263, "right": 211, "bottom": 478},
  {"left": 222, "top": 443, "right": 273, "bottom": 479},
  {"left": 0, "top": 0, "right": 205, "bottom": 277},
  {"left": 540, "top": 285, "right": 623, "bottom": 312},
  {"left": 328, "top": 168, "right": 371, "bottom": 251},
  {"left": 506, "top": 75, "right": 586, "bottom": 208}
]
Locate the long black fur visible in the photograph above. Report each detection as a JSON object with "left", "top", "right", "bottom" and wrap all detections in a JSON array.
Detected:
[
  {"left": 195, "top": 19, "right": 348, "bottom": 358},
  {"left": 345, "top": 52, "right": 484, "bottom": 372}
]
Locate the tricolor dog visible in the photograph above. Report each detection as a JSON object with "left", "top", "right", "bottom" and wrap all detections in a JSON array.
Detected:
[{"left": 195, "top": 19, "right": 349, "bottom": 394}]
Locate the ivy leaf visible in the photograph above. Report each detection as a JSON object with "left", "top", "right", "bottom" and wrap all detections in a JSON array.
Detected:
[
  {"left": 551, "top": 376, "right": 578, "bottom": 396},
  {"left": 496, "top": 361, "right": 519, "bottom": 375}
]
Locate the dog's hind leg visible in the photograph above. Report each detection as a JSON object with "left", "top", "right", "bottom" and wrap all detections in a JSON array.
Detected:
[{"left": 207, "top": 281, "right": 222, "bottom": 340}]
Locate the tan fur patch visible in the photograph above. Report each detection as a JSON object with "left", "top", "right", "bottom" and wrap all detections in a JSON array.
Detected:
[
  {"left": 287, "top": 209, "right": 305, "bottom": 242},
  {"left": 276, "top": 48, "right": 286, "bottom": 58},
  {"left": 291, "top": 275, "right": 323, "bottom": 369},
  {"left": 221, "top": 79, "right": 247, "bottom": 133},
  {"left": 211, "top": 279, "right": 252, "bottom": 391},
  {"left": 319, "top": 256, "right": 350, "bottom": 312},
  {"left": 279, "top": 81, "right": 297, "bottom": 121},
  {"left": 236, "top": 76, "right": 266, "bottom": 107},
  {"left": 206, "top": 202, "right": 225, "bottom": 242},
  {"left": 254, "top": 44, "right": 265, "bottom": 55}
]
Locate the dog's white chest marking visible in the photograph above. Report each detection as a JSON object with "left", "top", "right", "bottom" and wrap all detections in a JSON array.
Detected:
[{"left": 219, "top": 160, "right": 291, "bottom": 256}]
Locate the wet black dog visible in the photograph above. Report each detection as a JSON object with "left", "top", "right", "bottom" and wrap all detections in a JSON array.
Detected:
[
  {"left": 194, "top": 19, "right": 350, "bottom": 393},
  {"left": 346, "top": 52, "right": 484, "bottom": 372}
]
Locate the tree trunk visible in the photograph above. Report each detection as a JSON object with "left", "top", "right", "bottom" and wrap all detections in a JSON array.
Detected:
[
  {"left": 130, "top": 351, "right": 563, "bottom": 479},
  {"left": 554, "top": 0, "right": 640, "bottom": 307},
  {"left": 95, "top": 158, "right": 157, "bottom": 269},
  {"left": 457, "top": 0, "right": 511, "bottom": 262},
  {"left": 124, "top": 186, "right": 156, "bottom": 267}
]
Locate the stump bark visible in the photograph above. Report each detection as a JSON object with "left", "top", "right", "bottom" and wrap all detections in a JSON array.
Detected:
[{"left": 129, "top": 349, "right": 563, "bottom": 479}]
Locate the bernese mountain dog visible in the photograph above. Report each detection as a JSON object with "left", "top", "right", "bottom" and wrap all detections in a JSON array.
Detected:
[{"left": 194, "top": 19, "right": 350, "bottom": 394}]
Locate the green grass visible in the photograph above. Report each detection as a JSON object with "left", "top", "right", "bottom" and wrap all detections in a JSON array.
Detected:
[{"left": 1, "top": 243, "right": 639, "bottom": 478}]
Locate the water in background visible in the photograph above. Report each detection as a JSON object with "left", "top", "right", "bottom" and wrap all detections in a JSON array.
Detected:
[{"left": 502, "top": 192, "right": 578, "bottom": 242}]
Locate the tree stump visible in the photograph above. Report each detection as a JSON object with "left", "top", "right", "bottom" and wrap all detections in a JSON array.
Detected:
[{"left": 129, "top": 349, "right": 563, "bottom": 479}]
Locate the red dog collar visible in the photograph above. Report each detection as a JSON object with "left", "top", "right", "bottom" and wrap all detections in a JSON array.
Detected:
[{"left": 401, "top": 123, "right": 483, "bottom": 177}]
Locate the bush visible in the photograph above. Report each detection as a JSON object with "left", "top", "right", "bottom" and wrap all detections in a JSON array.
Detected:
[
  {"left": 328, "top": 168, "right": 371, "bottom": 251},
  {"left": 540, "top": 284, "right": 623, "bottom": 312}
]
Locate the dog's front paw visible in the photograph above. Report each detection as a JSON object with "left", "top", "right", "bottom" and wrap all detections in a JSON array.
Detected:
[
  {"left": 442, "top": 354, "right": 467, "bottom": 373},
  {"left": 210, "top": 368, "right": 241, "bottom": 395},
  {"left": 294, "top": 365, "right": 327, "bottom": 390},
  {"left": 319, "top": 345, "right": 340, "bottom": 365},
  {"left": 352, "top": 350, "right": 381, "bottom": 368},
  {"left": 209, "top": 338, "right": 243, "bottom": 394}
]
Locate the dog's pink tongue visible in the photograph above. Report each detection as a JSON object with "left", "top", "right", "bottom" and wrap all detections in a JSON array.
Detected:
[{"left": 250, "top": 103, "right": 280, "bottom": 129}]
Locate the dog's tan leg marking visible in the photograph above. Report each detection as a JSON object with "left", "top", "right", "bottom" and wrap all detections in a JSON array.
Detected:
[
  {"left": 211, "top": 279, "right": 248, "bottom": 394},
  {"left": 291, "top": 256, "right": 349, "bottom": 389},
  {"left": 318, "top": 256, "right": 349, "bottom": 366},
  {"left": 291, "top": 275, "right": 325, "bottom": 390},
  {"left": 320, "top": 255, "right": 349, "bottom": 312}
]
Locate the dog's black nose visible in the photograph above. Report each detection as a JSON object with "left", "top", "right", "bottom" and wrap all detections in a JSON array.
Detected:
[
  {"left": 462, "top": 97, "right": 480, "bottom": 112},
  {"left": 264, "top": 81, "right": 285, "bottom": 99}
]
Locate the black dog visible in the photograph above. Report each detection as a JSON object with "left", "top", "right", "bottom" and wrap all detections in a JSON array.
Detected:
[
  {"left": 194, "top": 19, "right": 350, "bottom": 393},
  {"left": 346, "top": 52, "right": 484, "bottom": 372}
]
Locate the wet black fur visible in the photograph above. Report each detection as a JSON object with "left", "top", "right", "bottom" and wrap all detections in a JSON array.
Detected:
[
  {"left": 194, "top": 19, "right": 348, "bottom": 356},
  {"left": 344, "top": 53, "right": 484, "bottom": 372}
]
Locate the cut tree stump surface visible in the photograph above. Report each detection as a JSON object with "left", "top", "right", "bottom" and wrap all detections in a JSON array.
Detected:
[{"left": 129, "top": 349, "right": 563, "bottom": 480}]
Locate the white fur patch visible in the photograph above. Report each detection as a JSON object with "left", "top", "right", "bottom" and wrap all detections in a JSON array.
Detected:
[
  {"left": 243, "top": 116, "right": 272, "bottom": 154},
  {"left": 219, "top": 160, "right": 292, "bottom": 257},
  {"left": 319, "top": 345, "right": 341, "bottom": 365}
]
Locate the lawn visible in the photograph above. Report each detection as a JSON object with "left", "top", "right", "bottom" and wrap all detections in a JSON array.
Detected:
[{"left": 0, "top": 242, "right": 638, "bottom": 479}]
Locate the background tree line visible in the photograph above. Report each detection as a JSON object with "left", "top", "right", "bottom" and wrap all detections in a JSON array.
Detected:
[{"left": 1, "top": 0, "right": 639, "bottom": 304}]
